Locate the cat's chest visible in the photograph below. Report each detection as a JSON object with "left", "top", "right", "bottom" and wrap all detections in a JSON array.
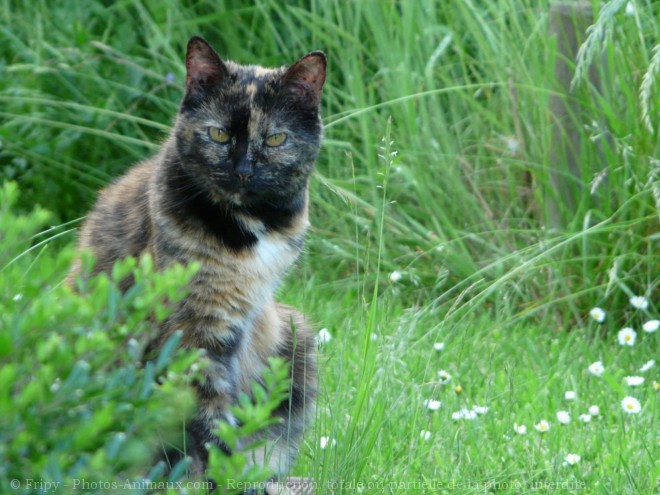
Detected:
[
  {"left": 241, "top": 234, "right": 300, "bottom": 279},
  {"left": 223, "top": 210, "right": 307, "bottom": 283},
  {"left": 192, "top": 230, "right": 303, "bottom": 300},
  {"left": 154, "top": 201, "right": 306, "bottom": 315},
  {"left": 187, "top": 233, "right": 301, "bottom": 323}
]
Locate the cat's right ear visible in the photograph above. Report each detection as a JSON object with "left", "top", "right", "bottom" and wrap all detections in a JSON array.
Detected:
[
  {"left": 281, "top": 51, "right": 326, "bottom": 106},
  {"left": 185, "top": 36, "right": 228, "bottom": 94}
]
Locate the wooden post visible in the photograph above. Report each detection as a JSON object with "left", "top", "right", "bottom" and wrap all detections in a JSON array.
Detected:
[{"left": 547, "top": 2, "right": 605, "bottom": 229}]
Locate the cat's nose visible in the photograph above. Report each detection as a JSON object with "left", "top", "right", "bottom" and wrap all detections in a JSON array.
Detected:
[
  {"left": 234, "top": 158, "right": 254, "bottom": 183},
  {"left": 235, "top": 171, "right": 254, "bottom": 183}
]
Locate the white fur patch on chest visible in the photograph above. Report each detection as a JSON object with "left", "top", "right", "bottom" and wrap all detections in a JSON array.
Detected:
[
  {"left": 233, "top": 211, "right": 303, "bottom": 281},
  {"left": 247, "top": 234, "right": 299, "bottom": 279}
]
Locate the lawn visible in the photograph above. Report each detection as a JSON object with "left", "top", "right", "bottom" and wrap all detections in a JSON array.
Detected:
[{"left": 0, "top": 0, "right": 657, "bottom": 494}]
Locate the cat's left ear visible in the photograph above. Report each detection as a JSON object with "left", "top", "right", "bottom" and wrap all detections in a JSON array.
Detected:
[
  {"left": 282, "top": 51, "right": 326, "bottom": 106},
  {"left": 185, "top": 36, "right": 228, "bottom": 92}
]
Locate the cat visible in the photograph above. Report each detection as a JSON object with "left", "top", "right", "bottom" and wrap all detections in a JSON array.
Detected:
[{"left": 68, "top": 35, "right": 326, "bottom": 484}]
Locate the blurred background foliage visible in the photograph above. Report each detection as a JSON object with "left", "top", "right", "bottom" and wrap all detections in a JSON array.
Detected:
[
  {"left": 0, "top": 1, "right": 658, "bottom": 492},
  {"left": 1, "top": 0, "right": 657, "bottom": 327}
]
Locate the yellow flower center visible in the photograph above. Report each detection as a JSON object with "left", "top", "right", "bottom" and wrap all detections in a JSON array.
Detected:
[{"left": 625, "top": 335, "right": 631, "bottom": 341}]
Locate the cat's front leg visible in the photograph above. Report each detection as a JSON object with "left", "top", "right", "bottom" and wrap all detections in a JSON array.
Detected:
[
  {"left": 158, "top": 297, "right": 248, "bottom": 474},
  {"left": 234, "top": 304, "right": 317, "bottom": 490}
]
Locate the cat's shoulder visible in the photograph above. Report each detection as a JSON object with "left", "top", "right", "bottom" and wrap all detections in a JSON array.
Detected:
[{"left": 99, "top": 159, "right": 157, "bottom": 202}]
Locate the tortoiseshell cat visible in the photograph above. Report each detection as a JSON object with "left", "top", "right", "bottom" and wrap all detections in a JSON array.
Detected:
[{"left": 69, "top": 36, "right": 325, "bottom": 483}]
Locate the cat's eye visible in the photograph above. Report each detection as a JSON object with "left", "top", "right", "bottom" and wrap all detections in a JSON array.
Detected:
[
  {"left": 208, "top": 127, "right": 230, "bottom": 143},
  {"left": 265, "top": 132, "right": 287, "bottom": 147}
]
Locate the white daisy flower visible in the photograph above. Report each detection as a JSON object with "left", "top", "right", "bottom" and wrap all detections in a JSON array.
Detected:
[
  {"left": 461, "top": 408, "right": 477, "bottom": 420},
  {"left": 629, "top": 296, "right": 648, "bottom": 310},
  {"left": 433, "top": 342, "right": 445, "bottom": 352},
  {"left": 640, "top": 360, "right": 655, "bottom": 372},
  {"left": 472, "top": 405, "right": 489, "bottom": 415},
  {"left": 578, "top": 414, "right": 592, "bottom": 423},
  {"left": 565, "top": 391, "right": 576, "bottom": 401},
  {"left": 316, "top": 328, "right": 332, "bottom": 345},
  {"left": 642, "top": 320, "right": 659, "bottom": 333},
  {"left": 437, "top": 370, "right": 452, "bottom": 384},
  {"left": 625, "top": 376, "right": 645, "bottom": 387},
  {"left": 451, "top": 408, "right": 477, "bottom": 421},
  {"left": 621, "top": 396, "right": 641, "bottom": 414},
  {"left": 617, "top": 327, "right": 636, "bottom": 346},
  {"left": 319, "top": 436, "right": 336, "bottom": 449},
  {"left": 424, "top": 399, "right": 442, "bottom": 411},
  {"left": 389, "top": 271, "right": 402, "bottom": 283},
  {"left": 534, "top": 420, "right": 550, "bottom": 433},
  {"left": 564, "top": 453, "right": 581, "bottom": 466},
  {"left": 557, "top": 410, "right": 571, "bottom": 424},
  {"left": 588, "top": 405, "right": 600, "bottom": 416},
  {"left": 513, "top": 424, "right": 527, "bottom": 435},
  {"left": 504, "top": 136, "right": 520, "bottom": 155},
  {"left": 588, "top": 361, "right": 605, "bottom": 377},
  {"left": 589, "top": 307, "right": 606, "bottom": 323},
  {"left": 420, "top": 430, "right": 431, "bottom": 441}
]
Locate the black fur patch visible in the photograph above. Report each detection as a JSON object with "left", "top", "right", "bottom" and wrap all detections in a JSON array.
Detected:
[
  {"left": 188, "top": 416, "right": 231, "bottom": 456},
  {"left": 272, "top": 325, "right": 314, "bottom": 419},
  {"left": 163, "top": 160, "right": 258, "bottom": 250},
  {"left": 205, "top": 324, "right": 243, "bottom": 358},
  {"left": 163, "top": 158, "right": 305, "bottom": 248},
  {"left": 243, "top": 192, "right": 305, "bottom": 232}
]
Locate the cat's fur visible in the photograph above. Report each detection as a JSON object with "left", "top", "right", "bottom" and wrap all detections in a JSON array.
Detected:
[{"left": 68, "top": 36, "right": 326, "bottom": 479}]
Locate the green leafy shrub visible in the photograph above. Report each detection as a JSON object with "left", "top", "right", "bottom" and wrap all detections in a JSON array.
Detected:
[
  {"left": 3, "top": 0, "right": 656, "bottom": 325},
  {"left": 208, "top": 357, "right": 292, "bottom": 494},
  {"left": 0, "top": 182, "right": 293, "bottom": 494},
  {"left": 0, "top": 180, "right": 198, "bottom": 492}
]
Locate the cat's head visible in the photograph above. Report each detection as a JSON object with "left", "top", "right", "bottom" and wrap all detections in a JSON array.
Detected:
[{"left": 173, "top": 36, "right": 326, "bottom": 211}]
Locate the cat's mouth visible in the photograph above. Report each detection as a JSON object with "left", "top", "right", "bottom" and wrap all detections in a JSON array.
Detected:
[
  {"left": 211, "top": 174, "right": 284, "bottom": 209},
  {"left": 215, "top": 183, "right": 259, "bottom": 207},
  {"left": 228, "top": 191, "right": 245, "bottom": 206}
]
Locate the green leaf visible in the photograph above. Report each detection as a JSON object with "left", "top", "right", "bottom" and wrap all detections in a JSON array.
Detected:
[
  {"left": 140, "top": 361, "right": 155, "bottom": 400},
  {"left": 167, "top": 456, "right": 191, "bottom": 482},
  {"left": 0, "top": 332, "right": 12, "bottom": 358},
  {"left": 156, "top": 330, "right": 182, "bottom": 373}
]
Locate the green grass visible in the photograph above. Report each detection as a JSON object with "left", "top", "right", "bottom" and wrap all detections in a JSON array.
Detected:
[
  {"left": 1, "top": 0, "right": 658, "bottom": 494},
  {"left": 301, "top": 297, "right": 657, "bottom": 493}
]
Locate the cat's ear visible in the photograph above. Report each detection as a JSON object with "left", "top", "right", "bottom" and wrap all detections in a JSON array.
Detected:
[
  {"left": 281, "top": 51, "right": 326, "bottom": 105},
  {"left": 185, "top": 36, "right": 228, "bottom": 92}
]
